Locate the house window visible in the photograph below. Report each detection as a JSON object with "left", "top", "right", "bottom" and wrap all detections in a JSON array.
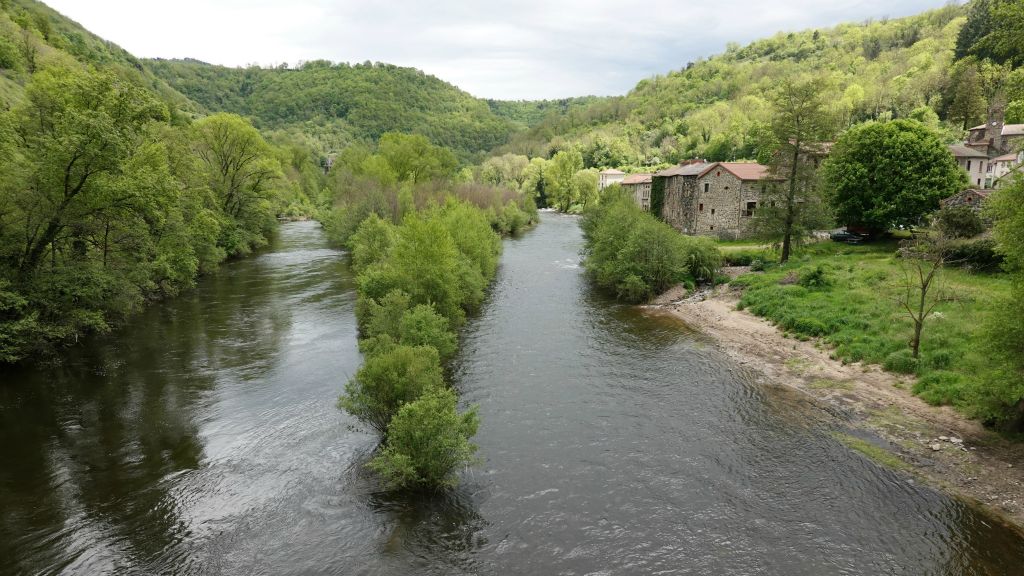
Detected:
[
  {"left": 744, "top": 201, "right": 757, "bottom": 217},
  {"left": 710, "top": 225, "right": 715, "bottom": 230},
  {"left": 967, "top": 160, "right": 972, "bottom": 170},
  {"left": 716, "top": 171, "right": 721, "bottom": 177},
  {"left": 699, "top": 203, "right": 704, "bottom": 212},
  {"left": 703, "top": 183, "right": 710, "bottom": 193},
  {"left": 711, "top": 208, "right": 716, "bottom": 215},
  {"left": 724, "top": 186, "right": 730, "bottom": 190}
]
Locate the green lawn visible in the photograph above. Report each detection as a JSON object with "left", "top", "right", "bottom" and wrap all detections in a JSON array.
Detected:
[{"left": 729, "top": 240, "right": 1011, "bottom": 420}]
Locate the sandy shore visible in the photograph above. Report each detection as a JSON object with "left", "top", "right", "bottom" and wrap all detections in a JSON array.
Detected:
[{"left": 648, "top": 280, "right": 1024, "bottom": 531}]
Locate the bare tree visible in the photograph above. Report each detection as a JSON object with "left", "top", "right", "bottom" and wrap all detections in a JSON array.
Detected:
[{"left": 897, "top": 231, "right": 957, "bottom": 359}]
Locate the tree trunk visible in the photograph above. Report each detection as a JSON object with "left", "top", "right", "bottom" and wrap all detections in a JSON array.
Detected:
[{"left": 780, "top": 141, "right": 800, "bottom": 263}]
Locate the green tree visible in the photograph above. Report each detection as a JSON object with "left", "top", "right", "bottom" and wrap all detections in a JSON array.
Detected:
[
  {"left": 754, "top": 77, "right": 833, "bottom": 263},
  {"left": 376, "top": 132, "right": 458, "bottom": 183},
  {"left": 192, "top": 113, "right": 283, "bottom": 256},
  {"left": 545, "top": 149, "right": 584, "bottom": 211},
  {"left": 984, "top": 174, "right": 1024, "bottom": 426},
  {"left": 822, "top": 120, "right": 967, "bottom": 233},
  {"left": 368, "top": 387, "right": 479, "bottom": 490},
  {"left": 338, "top": 344, "right": 444, "bottom": 434},
  {"left": 946, "top": 61, "right": 987, "bottom": 130}
]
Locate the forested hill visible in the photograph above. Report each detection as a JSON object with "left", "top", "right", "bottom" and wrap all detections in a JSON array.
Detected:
[
  {"left": 0, "top": 0, "right": 196, "bottom": 116},
  {"left": 495, "top": 3, "right": 978, "bottom": 164},
  {"left": 145, "top": 58, "right": 535, "bottom": 159}
]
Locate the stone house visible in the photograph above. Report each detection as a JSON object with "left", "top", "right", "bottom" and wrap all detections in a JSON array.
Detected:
[
  {"left": 692, "top": 162, "right": 777, "bottom": 238},
  {"left": 654, "top": 160, "right": 777, "bottom": 238},
  {"left": 949, "top": 144, "right": 989, "bottom": 188},
  {"left": 653, "top": 161, "right": 710, "bottom": 234},
  {"left": 598, "top": 169, "right": 625, "bottom": 190},
  {"left": 620, "top": 173, "right": 653, "bottom": 211},
  {"left": 941, "top": 189, "right": 992, "bottom": 212}
]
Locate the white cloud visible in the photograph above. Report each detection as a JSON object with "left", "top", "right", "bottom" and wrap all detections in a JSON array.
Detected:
[{"left": 45, "top": 0, "right": 954, "bottom": 99}]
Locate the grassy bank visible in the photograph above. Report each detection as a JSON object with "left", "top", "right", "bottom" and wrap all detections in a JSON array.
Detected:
[{"left": 728, "top": 240, "right": 1014, "bottom": 424}]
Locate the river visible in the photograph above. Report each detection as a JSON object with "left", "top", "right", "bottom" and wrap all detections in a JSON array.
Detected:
[{"left": 1, "top": 214, "right": 1023, "bottom": 575}]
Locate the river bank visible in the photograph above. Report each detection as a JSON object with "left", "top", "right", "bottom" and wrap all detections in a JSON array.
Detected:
[{"left": 651, "top": 281, "right": 1024, "bottom": 531}]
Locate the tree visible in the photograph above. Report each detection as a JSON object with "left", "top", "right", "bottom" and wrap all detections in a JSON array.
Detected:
[
  {"left": 572, "top": 169, "right": 599, "bottom": 209},
  {"left": 946, "top": 62, "right": 987, "bottom": 130},
  {"left": 337, "top": 344, "right": 444, "bottom": 434},
  {"left": 368, "top": 387, "right": 479, "bottom": 491},
  {"left": 822, "top": 120, "right": 967, "bottom": 233},
  {"left": 9, "top": 67, "right": 169, "bottom": 275},
  {"left": 984, "top": 174, "right": 1024, "bottom": 426},
  {"left": 521, "top": 157, "right": 549, "bottom": 208},
  {"left": 897, "top": 231, "right": 953, "bottom": 359},
  {"left": 753, "top": 77, "right": 833, "bottom": 263},
  {"left": 545, "top": 149, "right": 584, "bottom": 211},
  {"left": 192, "top": 114, "right": 283, "bottom": 255},
  {"left": 376, "top": 132, "right": 458, "bottom": 183}
]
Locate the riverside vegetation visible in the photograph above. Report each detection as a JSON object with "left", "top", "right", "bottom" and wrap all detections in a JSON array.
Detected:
[{"left": 328, "top": 134, "right": 536, "bottom": 490}]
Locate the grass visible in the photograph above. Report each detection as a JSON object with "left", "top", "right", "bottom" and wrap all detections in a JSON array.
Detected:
[
  {"left": 832, "top": 432, "right": 913, "bottom": 473},
  {"left": 808, "top": 378, "right": 853, "bottom": 390},
  {"left": 731, "top": 239, "right": 1011, "bottom": 420}
]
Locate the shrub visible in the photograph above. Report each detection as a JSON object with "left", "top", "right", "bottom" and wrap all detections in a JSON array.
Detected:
[
  {"left": 913, "top": 371, "right": 965, "bottom": 405},
  {"left": 348, "top": 214, "right": 396, "bottom": 274},
  {"left": 582, "top": 191, "right": 721, "bottom": 303},
  {"left": 883, "top": 349, "right": 919, "bottom": 374},
  {"left": 399, "top": 304, "right": 457, "bottom": 360},
  {"left": 945, "top": 238, "right": 1003, "bottom": 272},
  {"left": 798, "top": 265, "right": 833, "bottom": 289},
  {"left": 368, "top": 387, "right": 479, "bottom": 491},
  {"left": 750, "top": 259, "right": 766, "bottom": 272},
  {"left": 934, "top": 206, "right": 984, "bottom": 239},
  {"left": 338, "top": 345, "right": 444, "bottom": 434}
]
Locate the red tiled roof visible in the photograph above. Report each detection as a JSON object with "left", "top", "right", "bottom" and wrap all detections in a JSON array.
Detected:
[
  {"left": 621, "top": 173, "right": 652, "bottom": 184},
  {"left": 699, "top": 162, "right": 775, "bottom": 181}
]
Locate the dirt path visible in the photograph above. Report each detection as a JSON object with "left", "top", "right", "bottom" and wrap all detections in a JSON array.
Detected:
[{"left": 648, "top": 283, "right": 1024, "bottom": 531}]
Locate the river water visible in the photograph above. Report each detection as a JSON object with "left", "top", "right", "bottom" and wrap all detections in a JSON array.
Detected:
[{"left": 2, "top": 214, "right": 1023, "bottom": 575}]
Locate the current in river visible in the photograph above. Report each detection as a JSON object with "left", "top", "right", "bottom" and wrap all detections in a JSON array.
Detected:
[{"left": 2, "top": 213, "right": 1023, "bottom": 575}]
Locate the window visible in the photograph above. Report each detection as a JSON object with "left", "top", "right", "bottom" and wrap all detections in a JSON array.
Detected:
[
  {"left": 724, "top": 186, "right": 730, "bottom": 190},
  {"left": 967, "top": 160, "right": 972, "bottom": 170},
  {"left": 744, "top": 201, "right": 756, "bottom": 217},
  {"left": 710, "top": 225, "right": 715, "bottom": 231},
  {"left": 703, "top": 183, "right": 710, "bottom": 193},
  {"left": 699, "top": 203, "right": 704, "bottom": 212},
  {"left": 711, "top": 208, "right": 716, "bottom": 215}
]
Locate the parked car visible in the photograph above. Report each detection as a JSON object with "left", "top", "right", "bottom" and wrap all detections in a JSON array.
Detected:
[{"left": 829, "top": 230, "right": 867, "bottom": 244}]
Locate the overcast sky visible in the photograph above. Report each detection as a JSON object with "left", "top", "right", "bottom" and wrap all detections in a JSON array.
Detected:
[{"left": 46, "top": 0, "right": 953, "bottom": 100}]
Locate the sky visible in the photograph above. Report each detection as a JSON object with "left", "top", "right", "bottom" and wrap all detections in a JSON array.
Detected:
[{"left": 45, "top": 0, "right": 955, "bottom": 100}]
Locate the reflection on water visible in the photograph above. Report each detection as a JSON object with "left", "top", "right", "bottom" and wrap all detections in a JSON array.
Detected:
[{"left": 1, "top": 217, "right": 1023, "bottom": 575}]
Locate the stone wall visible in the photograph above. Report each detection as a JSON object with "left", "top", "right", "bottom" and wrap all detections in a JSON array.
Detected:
[
  {"left": 693, "top": 171, "right": 762, "bottom": 238},
  {"left": 660, "top": 176, "right": 699, "bottom": 233}
]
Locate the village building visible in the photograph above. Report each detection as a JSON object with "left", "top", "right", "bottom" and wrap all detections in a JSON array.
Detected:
[
  {"left": 654, "top": 160, "right": 777, "bottom": 239},
  {"left": 989, "top": 151, "right": 1023, "bottom": 188},
  {"left": 620, "top": 173, "right": 653, "bottom": 211},
  {"left": 966, "top": 119, "right": 1024, "bottom": 158},
  {"left": 941, "top": 188, "right": 992, "bottom": 212},
  {"left": 653, "top": 160, "right": 710, "bottom": 234},
  {"left": 598, "top": 169, "right": 625, "bottom": 190},
  {"left": 948, "top": 144, "right": 989, "bottom": 188}
]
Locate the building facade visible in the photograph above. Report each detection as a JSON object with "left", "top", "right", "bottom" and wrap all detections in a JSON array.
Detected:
[
  {"left": 949, "top": 144, "right": 989, "bottom": 188},
  {"left": 621, "top": 173, "right": 653, "bottom": 211},
  {"left": 655, "top": 161, "right": 775, "bottom": 239},
  {"left": 598, "top": 169, "right": 625, "bottom": 190}
]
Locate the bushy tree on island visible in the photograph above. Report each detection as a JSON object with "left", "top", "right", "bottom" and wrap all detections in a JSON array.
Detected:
[{"left": 821, "top": 120, "right": 967, "bottom": 234}]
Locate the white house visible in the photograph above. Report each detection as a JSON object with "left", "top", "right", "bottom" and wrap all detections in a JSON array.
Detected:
[
  {"left": 598, "top": 169, "right": 626, "bottom": 190},
  {"left": 948, "top": 144, "right": 989, "bottom": 188},
  {"left": 990, "top": 151, "right": 1023, "bottom": 188}
]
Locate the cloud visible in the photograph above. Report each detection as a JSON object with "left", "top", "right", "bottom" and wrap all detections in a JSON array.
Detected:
[{"left": 45, "top": 0, "right": 954, "bottom": 100}]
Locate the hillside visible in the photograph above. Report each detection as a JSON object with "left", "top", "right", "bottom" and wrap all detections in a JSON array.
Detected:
[
  {"left": 0, "top": 0, "right": 196, "bottom": 115},
  {"left": 145, "top": 58, "right": 530, "bottom": 159},
  {"left": 497, "top": 4, "right": 972, "bottom": 165}
]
